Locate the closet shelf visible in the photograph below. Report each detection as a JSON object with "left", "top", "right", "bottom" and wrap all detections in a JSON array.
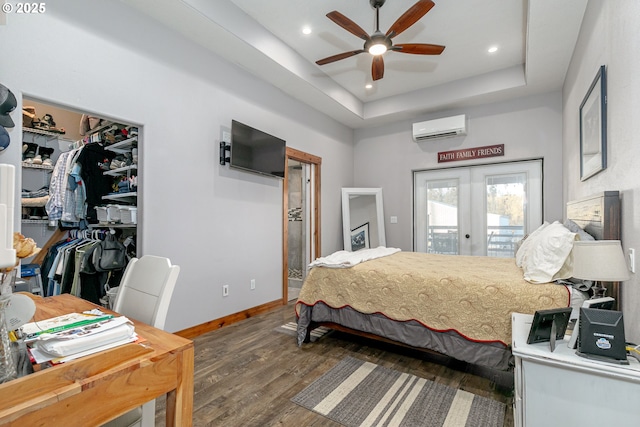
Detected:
[
  {"left": 22, "top": 219, "right": 55, "bottom": 226},
  {"left": 103, "top": 192, "right": 137, "bottom": 201},
  {"left": 22, "top": 162, "right": 54, "bottom": 171},
  {"left": 103, "top": 165, "right": 137, "bottom": 176},
  {"left": 85, "top": 120, "right": 114, "bottom": 136},
  {"left": 89, "top": 223, "right": 136, "bottom": 229},
  {"left": 22, "top": 127, "right": 62, "bottom": 139},
  {"left": 105, "top": 137, "right": 137, "bottom": 153}
]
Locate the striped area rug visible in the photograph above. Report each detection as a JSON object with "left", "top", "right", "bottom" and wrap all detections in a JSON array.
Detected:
[
  {"left": 292, "top": 356, "right": 505, "bottom": 427},
  {"left": 276, "top": 322, "right": 332, "bottom": 342}
]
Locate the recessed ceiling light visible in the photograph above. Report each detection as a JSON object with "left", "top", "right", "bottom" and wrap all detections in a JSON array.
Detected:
[
  {"left": 488, "top": 46, "right": 498, "bottom": 53},
  {"left": 302, "top": 26, "right": 312, "bottom": 35},
  {"left": 365, "top": 84, "right": 373, "bottom": 89}
]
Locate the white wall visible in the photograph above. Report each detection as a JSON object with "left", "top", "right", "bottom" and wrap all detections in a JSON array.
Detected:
[
  {"left": 353, "top": 92, "right": 564, "bottom": 250},
  {"left": 563, "top": 0, "right": 640, "bottom": 343},
  {"left": 0, "top": 1, "right": 353, "bottom": 332}
]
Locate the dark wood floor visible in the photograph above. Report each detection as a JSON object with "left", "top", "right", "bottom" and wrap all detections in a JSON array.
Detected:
[{"left": 155, "top": 302, "right": 514, "bottom": 426}]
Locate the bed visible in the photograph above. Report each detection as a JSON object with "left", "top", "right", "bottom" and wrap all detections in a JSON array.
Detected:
[{"left": 296, "top": 191, "right": 621, "bottom": 371}]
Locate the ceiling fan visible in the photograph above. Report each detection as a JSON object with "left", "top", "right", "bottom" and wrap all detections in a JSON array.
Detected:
[{"left": 316, "top": 0, "right": 445, "bottom": 81}]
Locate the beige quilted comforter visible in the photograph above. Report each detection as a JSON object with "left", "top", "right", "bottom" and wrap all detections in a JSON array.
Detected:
[{"left": 296, "top": 251, "right": 570, "bottom": 345}]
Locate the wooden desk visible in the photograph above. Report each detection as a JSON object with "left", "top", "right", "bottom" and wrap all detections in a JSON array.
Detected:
[{"left": 0, "top": 294, "right": 194, "bottom": 426}]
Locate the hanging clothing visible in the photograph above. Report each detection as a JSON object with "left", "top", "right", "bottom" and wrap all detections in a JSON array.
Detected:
[
  {"left": 76, "top": 143, "right": 115, "bottom": 223},
  {"left": 46, "top": 150, "right": 74, "bottom": 221},
  {"left": 39, "top": 229, "right": 133, "bottom": 304}
]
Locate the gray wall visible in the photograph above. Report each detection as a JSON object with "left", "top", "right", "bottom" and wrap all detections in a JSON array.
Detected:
[
  {"left": 0, "top": 1, "right": 353, "bottom": 332},
  {"left": 563, "top": 0, "right": 640, "bottom": 343},
  {"left": 353, "top": 92, "right": 564, "bottom": 250}
]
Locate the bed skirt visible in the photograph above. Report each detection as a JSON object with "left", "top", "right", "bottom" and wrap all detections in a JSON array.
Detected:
[{"left": 297, "top": 302, "right": 513, "bottom": 371}]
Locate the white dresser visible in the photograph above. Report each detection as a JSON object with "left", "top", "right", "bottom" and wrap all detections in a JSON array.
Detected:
[{"left": 511, "top": 312, "right": 640, "bottom": 427}]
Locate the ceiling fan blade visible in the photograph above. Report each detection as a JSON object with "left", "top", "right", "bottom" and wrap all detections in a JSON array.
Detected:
[
  {"left": 372, "top": 56, "right": 384, "bottom": 81},
  {"left": 316, "top": 50, "right": 365, "bottom": 66},
  {"left": 393, "top": 43, "right": 445, "bottom": 55},
  {"left": 386, "top": 0, "right": 435, "bottom": 38},
  {"left": 326, "top": 11, "right": 371, "bottom": 41}
]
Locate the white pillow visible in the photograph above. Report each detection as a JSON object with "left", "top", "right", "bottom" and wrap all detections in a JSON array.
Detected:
[
  {"left": 515, "top": 222, "right": 549, "bottom": 267},
  {"left": 522, "top": 221, "right": 578, "bottom": 283}
]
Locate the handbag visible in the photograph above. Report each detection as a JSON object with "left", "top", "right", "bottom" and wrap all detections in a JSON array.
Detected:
[{"left": 92, "top": 234, "right": 127, "bottom": 272}]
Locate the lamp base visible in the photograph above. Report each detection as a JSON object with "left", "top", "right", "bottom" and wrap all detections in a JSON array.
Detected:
[{"left": 591, "top": 282, "right": 607, "bottom": 299}]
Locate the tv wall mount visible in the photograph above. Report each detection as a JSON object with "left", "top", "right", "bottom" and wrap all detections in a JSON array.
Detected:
[{"left": 219, "top": 141, "right": 230, "bottom": 166}]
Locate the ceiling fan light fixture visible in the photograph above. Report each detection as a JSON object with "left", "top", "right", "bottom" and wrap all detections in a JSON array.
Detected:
[
  {"left": 366, "top": 31, "right": 390, "bottom": 55},
  {"left": 369, "top": 43, "right": 387, "bottom": 55}
]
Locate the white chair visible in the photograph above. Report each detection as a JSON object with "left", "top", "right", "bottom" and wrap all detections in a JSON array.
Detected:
[{"left": 102, "top": 255, "right": 180, "bottom": 427}]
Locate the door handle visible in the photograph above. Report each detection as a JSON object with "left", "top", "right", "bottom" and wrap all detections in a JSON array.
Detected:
[{"left": 465, "top": 234, "right": 470, "bottom": 239}]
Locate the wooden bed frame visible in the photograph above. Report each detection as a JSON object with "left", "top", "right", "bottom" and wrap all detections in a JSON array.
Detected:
[{"left": 304, "top": 191, "right": 622, "bottom": 373}]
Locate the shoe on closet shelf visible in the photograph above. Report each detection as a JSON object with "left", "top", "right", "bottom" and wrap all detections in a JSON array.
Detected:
[
  {"left": 127, "top": 126, "right": 138, "bottom": 138},
  {"left": 131, "top": 147, "right": 138, "bottom": 164},
  {"left": 117, "top": 177, "right": 130, "bottom": 193},
  {"left": 29, "top": 207, "right": 42, "bottom": 220},
  {"left": 110, "top": 159, "right": 124, "bottom": 170},
  {"left": 39, "top": 146, "right": 54, "bottom": 167},
  {"left": 22, "top": 142, "right": 38, "bottom": 163}
]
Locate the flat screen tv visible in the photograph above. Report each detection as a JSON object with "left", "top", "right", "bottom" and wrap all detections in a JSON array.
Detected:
[{"left": 230, "top": 120, "right": 286, "bottom": 178}]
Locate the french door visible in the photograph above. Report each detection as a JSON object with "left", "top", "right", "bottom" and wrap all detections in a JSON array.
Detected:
[{"left": 414, "top": 160, "right": 542, "bottom": 257}]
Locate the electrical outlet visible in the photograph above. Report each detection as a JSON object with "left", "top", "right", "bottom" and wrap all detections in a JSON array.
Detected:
[
  {"left": 628, "top": 248, "right": 635, "bottom": 273},
  {"left": 250, "top": 279, "right": 256, "bottom": 290},
  {"left": 222, "top": 285, "right": 229, "bottom": 297}
]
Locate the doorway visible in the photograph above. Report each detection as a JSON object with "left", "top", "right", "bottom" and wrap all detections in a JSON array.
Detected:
[
  {"left": 282, "top": 148, "right": 321, "bottom": 303},
  {"left": 414, "top": 159, "right": 543, "bottom": 257}
]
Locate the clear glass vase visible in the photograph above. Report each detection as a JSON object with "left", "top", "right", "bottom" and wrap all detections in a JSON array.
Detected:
[{"left": 0, "top": 270, "right": 17, "bottom": 383}]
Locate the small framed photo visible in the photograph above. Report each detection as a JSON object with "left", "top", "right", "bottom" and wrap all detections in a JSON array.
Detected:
[
  {"left": 527, "top": 307, "right": 572, "bottom": 345},
  {"left": 579, "top": 65, "right": 607, "bottom": 181},
  {"left": 350, "top": 222, "right": 370, "bottom": 251}
]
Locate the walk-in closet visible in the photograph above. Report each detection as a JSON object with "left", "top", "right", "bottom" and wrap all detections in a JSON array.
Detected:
[{"left": 19, "top": 99, "right": 140, "bottom": 306}]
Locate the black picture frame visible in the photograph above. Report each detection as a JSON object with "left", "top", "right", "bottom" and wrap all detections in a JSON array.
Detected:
[
  {"left": 579, "top": 65, "right": 607, "bottom": 181},
  {"left": 350, "top": 222, "right": 370, "bottom": 251},
  {"left": 526, "top": 307, "right": 572, "bottom": 345}
]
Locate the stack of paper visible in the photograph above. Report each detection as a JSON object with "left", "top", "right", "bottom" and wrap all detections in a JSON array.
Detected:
[{"left": 22, "top": 312, "right": 138, "bottom": 364}]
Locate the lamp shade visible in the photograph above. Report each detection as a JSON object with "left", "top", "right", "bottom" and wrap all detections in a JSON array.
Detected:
[{"left": 571, "top": 240, "right": 630, "bottom": 281}]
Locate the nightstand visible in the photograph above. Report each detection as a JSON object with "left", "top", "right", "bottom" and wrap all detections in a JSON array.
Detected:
[{"left": 511, "top": 312, "right": 640, "bottom": 427}]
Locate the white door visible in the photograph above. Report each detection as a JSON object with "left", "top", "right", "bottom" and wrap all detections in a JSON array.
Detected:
[{"left": 414, "top": 160, "right": 542, "bottom": 256}]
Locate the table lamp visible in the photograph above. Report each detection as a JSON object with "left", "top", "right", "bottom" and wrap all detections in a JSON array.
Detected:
[{"left": 571, "top": 240, "right": 630, "bottom": 299}]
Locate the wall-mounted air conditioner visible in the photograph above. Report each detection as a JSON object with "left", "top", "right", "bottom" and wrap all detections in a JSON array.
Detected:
[{"left": 412, "top": 114, "right": 467, "bottom": 141}]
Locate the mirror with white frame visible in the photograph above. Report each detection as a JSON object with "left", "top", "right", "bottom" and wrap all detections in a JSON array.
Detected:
[{"left": 341, "top": 188, "right": 386, "bottom": 251}]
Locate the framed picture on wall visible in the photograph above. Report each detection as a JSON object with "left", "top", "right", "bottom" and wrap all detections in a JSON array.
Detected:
[
  {"left": 350, "top": 222, "right": 370, "bottom": 251},
  {"left": 579, "top": 65, "right": 607, "bottom": 181}
]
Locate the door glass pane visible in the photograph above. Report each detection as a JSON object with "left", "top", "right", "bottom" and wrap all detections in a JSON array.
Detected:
[
  {"left": 485, "top": 174, "right": 526, "bottom": 257},
  {"left": 427, "top": 179, "right": 459, "bottom": 254}
]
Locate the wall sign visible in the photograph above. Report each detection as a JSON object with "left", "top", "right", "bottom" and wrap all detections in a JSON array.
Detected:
[{"left": 437, "top": 144, "right": 504, "bottom": 163}]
